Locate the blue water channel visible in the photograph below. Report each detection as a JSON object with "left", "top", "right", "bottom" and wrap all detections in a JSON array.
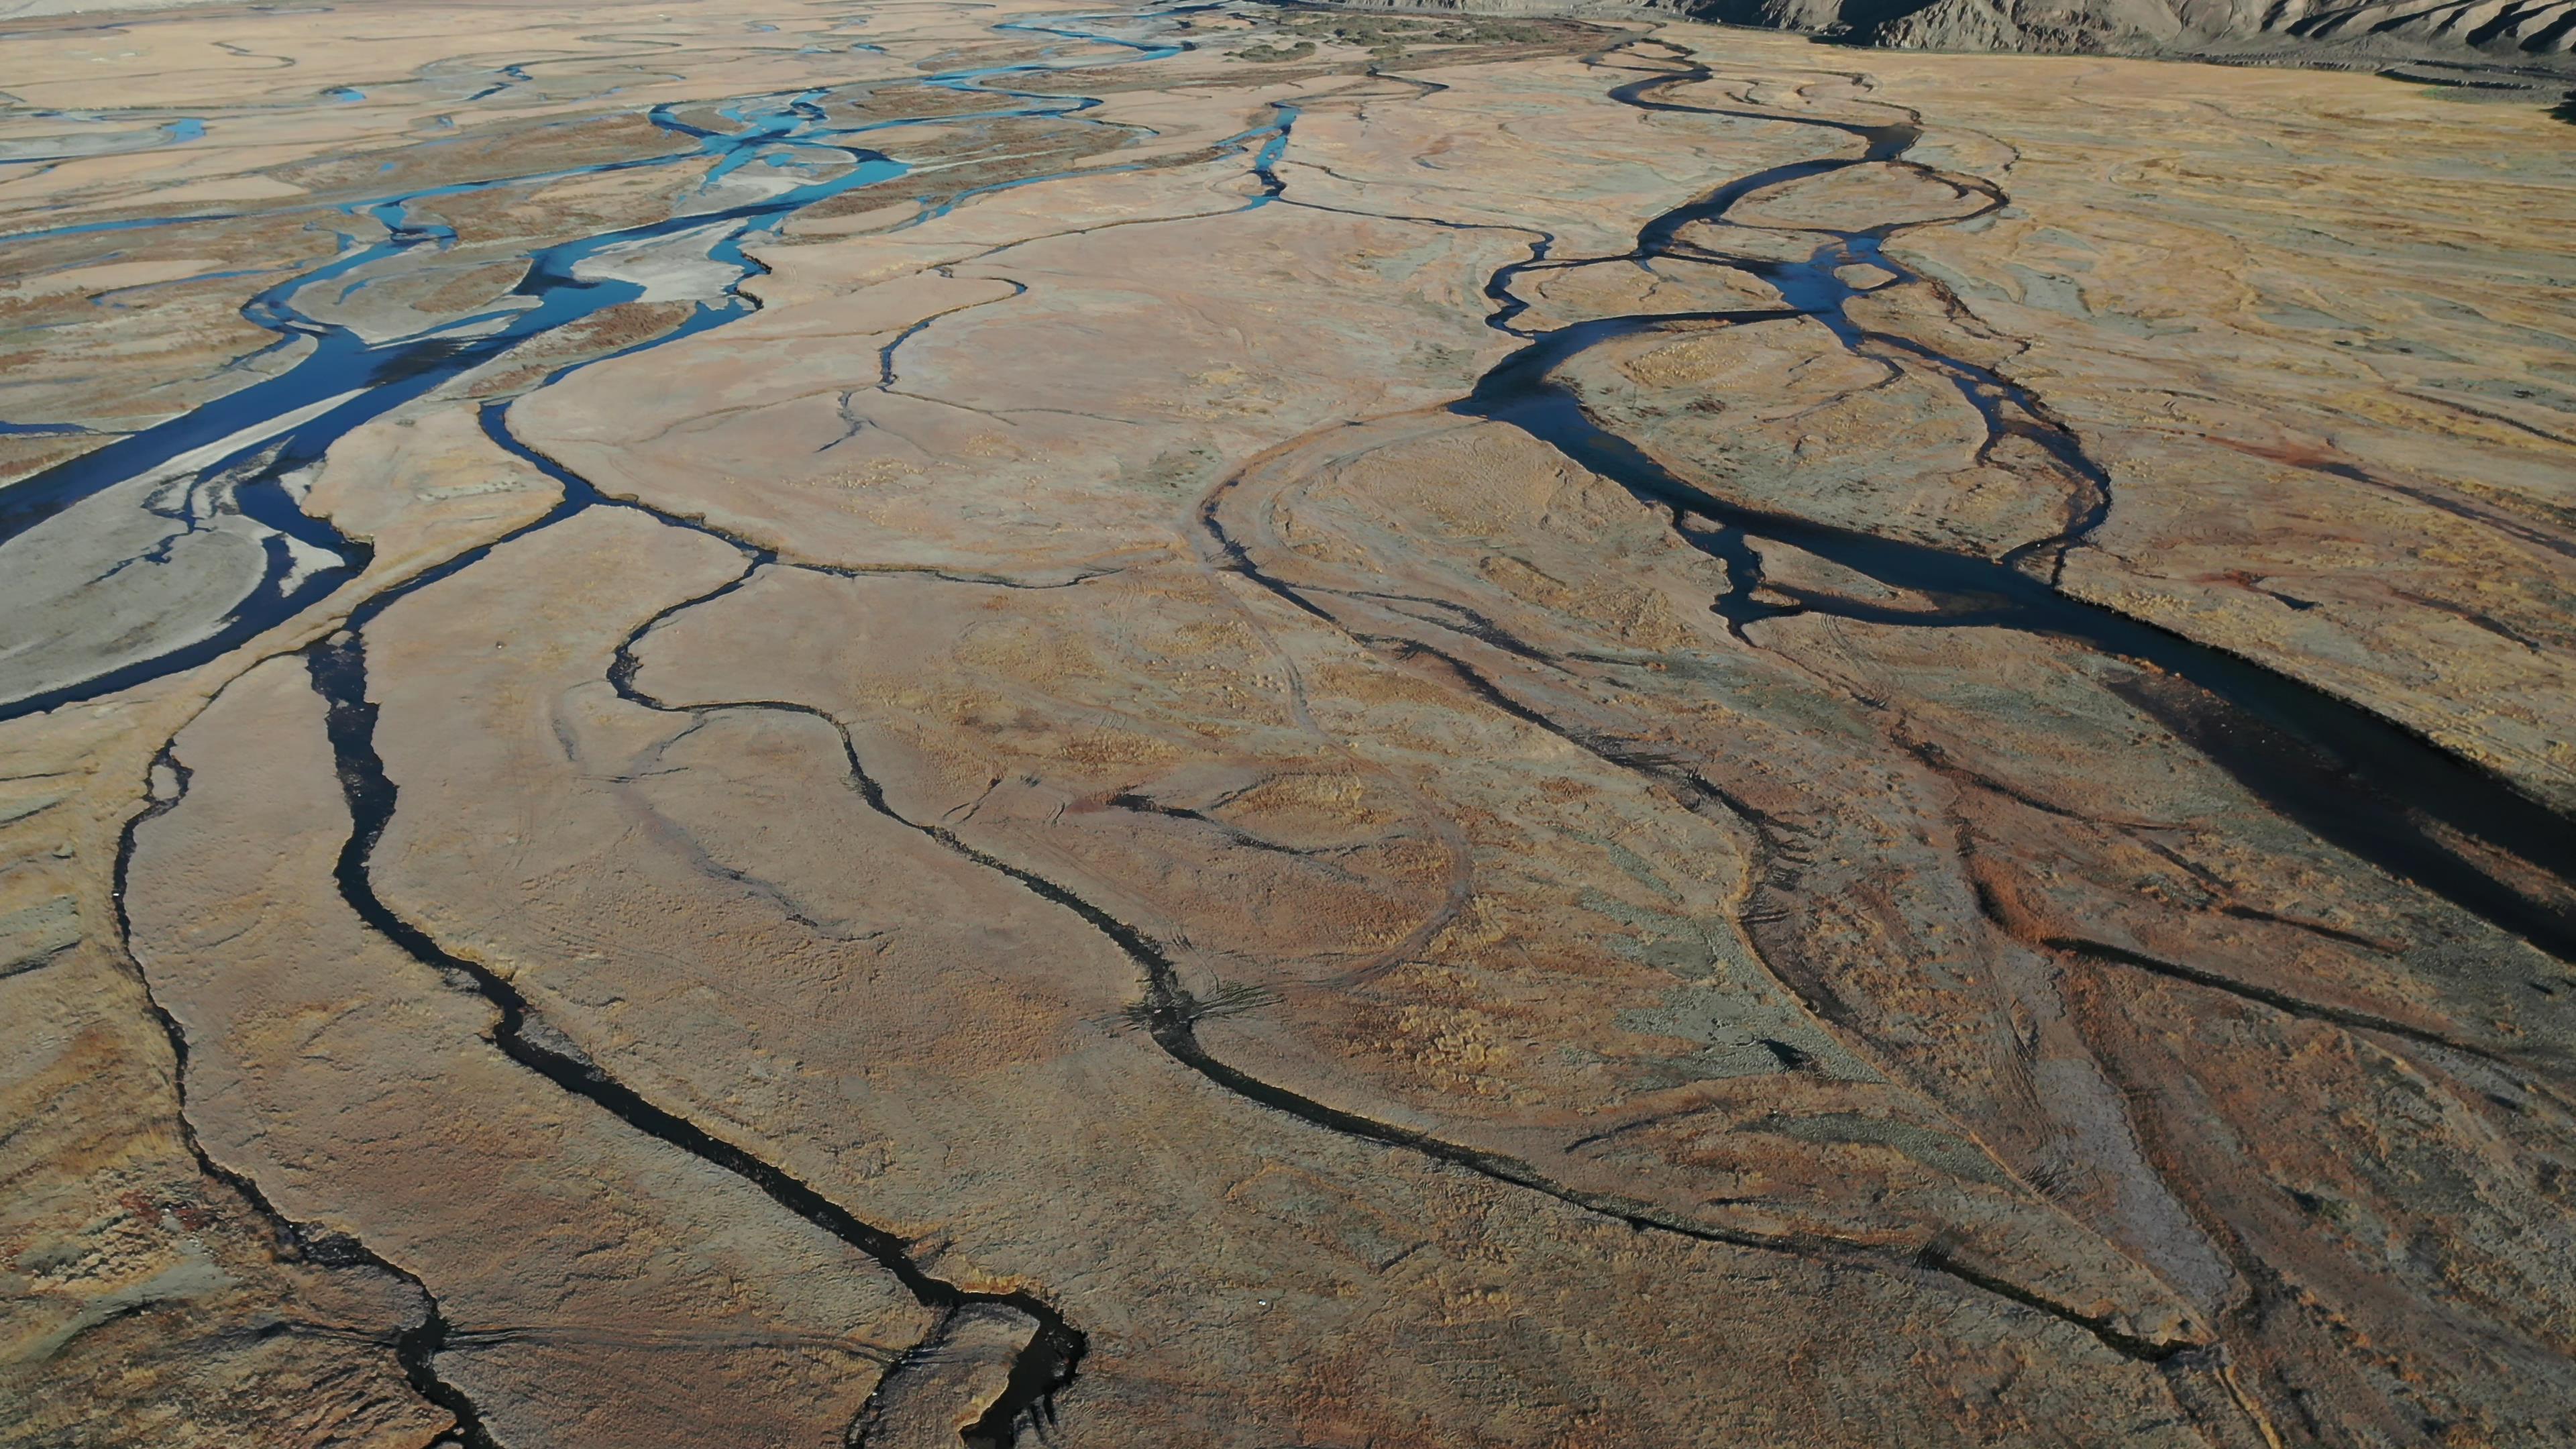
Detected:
[{"left": 0, "top": 5, "right": 1214, "bottom": 721}]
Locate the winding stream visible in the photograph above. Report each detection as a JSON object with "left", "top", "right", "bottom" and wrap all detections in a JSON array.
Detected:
[
  {"left": 0, "top": 7, "right": 1189, "bottom": 721},
  {"left": 1443, "top": 43, "right": 2576, "bottom": 969},
  {"left": 62, "top": 9, "right": 1216, "bottom": 1444},
  {"left": 40, "top": 5, "right": 2576, "bottom": 1444}
]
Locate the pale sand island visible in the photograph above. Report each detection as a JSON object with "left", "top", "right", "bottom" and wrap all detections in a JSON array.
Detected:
[{"left": 2, "top": 1, "right": 2574, "bottom": 1445}]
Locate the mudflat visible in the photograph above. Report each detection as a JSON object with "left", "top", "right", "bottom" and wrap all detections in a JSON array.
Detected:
[{"left": 3, "top": 2, "right": 2573, "bottom": 1446}]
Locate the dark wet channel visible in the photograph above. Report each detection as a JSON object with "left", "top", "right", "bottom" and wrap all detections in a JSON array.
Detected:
[
  {"left": 61, "top": 10, "right": 1215, "bottom": 1444},
  {"left": 0, "top": 7, "right": 1193, "bottom": 723},
  {"left": 1445, "top": 45, "right": 2576, "bottom": 967},
  {"left": 50, "top": 11, "right": 2576, "bottom": 1446}
]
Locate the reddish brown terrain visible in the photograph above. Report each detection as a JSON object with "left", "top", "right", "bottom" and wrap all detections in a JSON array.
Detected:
[{"left": 3, "top": 2, "right": 2573, "bottom": 1445}]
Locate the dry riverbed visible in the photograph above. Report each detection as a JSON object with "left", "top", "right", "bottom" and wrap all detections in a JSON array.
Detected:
[{"left": 3, "top": 1, "right": 2573, "bottom": 1445}]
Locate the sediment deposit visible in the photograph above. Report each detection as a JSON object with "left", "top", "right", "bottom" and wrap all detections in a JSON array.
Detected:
[{"left": 3, "top": 2, "right": 2573, "bottom": 1445}]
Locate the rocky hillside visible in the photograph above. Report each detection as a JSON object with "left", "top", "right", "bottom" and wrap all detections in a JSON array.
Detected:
[
  {"left": 1727, "top": 0, "right": 2576, "bottom": 61},
  {"left": 1325, "top": 0, "right": 2576, "bottom": 69}
]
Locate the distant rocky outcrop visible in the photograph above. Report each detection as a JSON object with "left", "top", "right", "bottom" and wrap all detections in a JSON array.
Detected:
[
  {"left": 1322, "top": 0, "right": 2576, "bottom": 71},
  {"left": 1780, "top": 0, "right": 2574, "bottom": 61}
]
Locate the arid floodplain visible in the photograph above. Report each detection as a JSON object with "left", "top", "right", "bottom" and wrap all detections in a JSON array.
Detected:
[{"left": 3, "top": 1, "right": 2576, "bottom": 1445}]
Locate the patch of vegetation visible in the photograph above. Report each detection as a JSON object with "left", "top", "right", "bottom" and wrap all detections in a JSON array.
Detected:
[
  {"left": 1257, "top": 11, "right": 1568, "bottom": 61},
  {"left": 1102, "top": 978, "right": 1279, "bottom": 1034},
  {"left": 1233, "top": 38, "right": 1319, "bottom": 62}
]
